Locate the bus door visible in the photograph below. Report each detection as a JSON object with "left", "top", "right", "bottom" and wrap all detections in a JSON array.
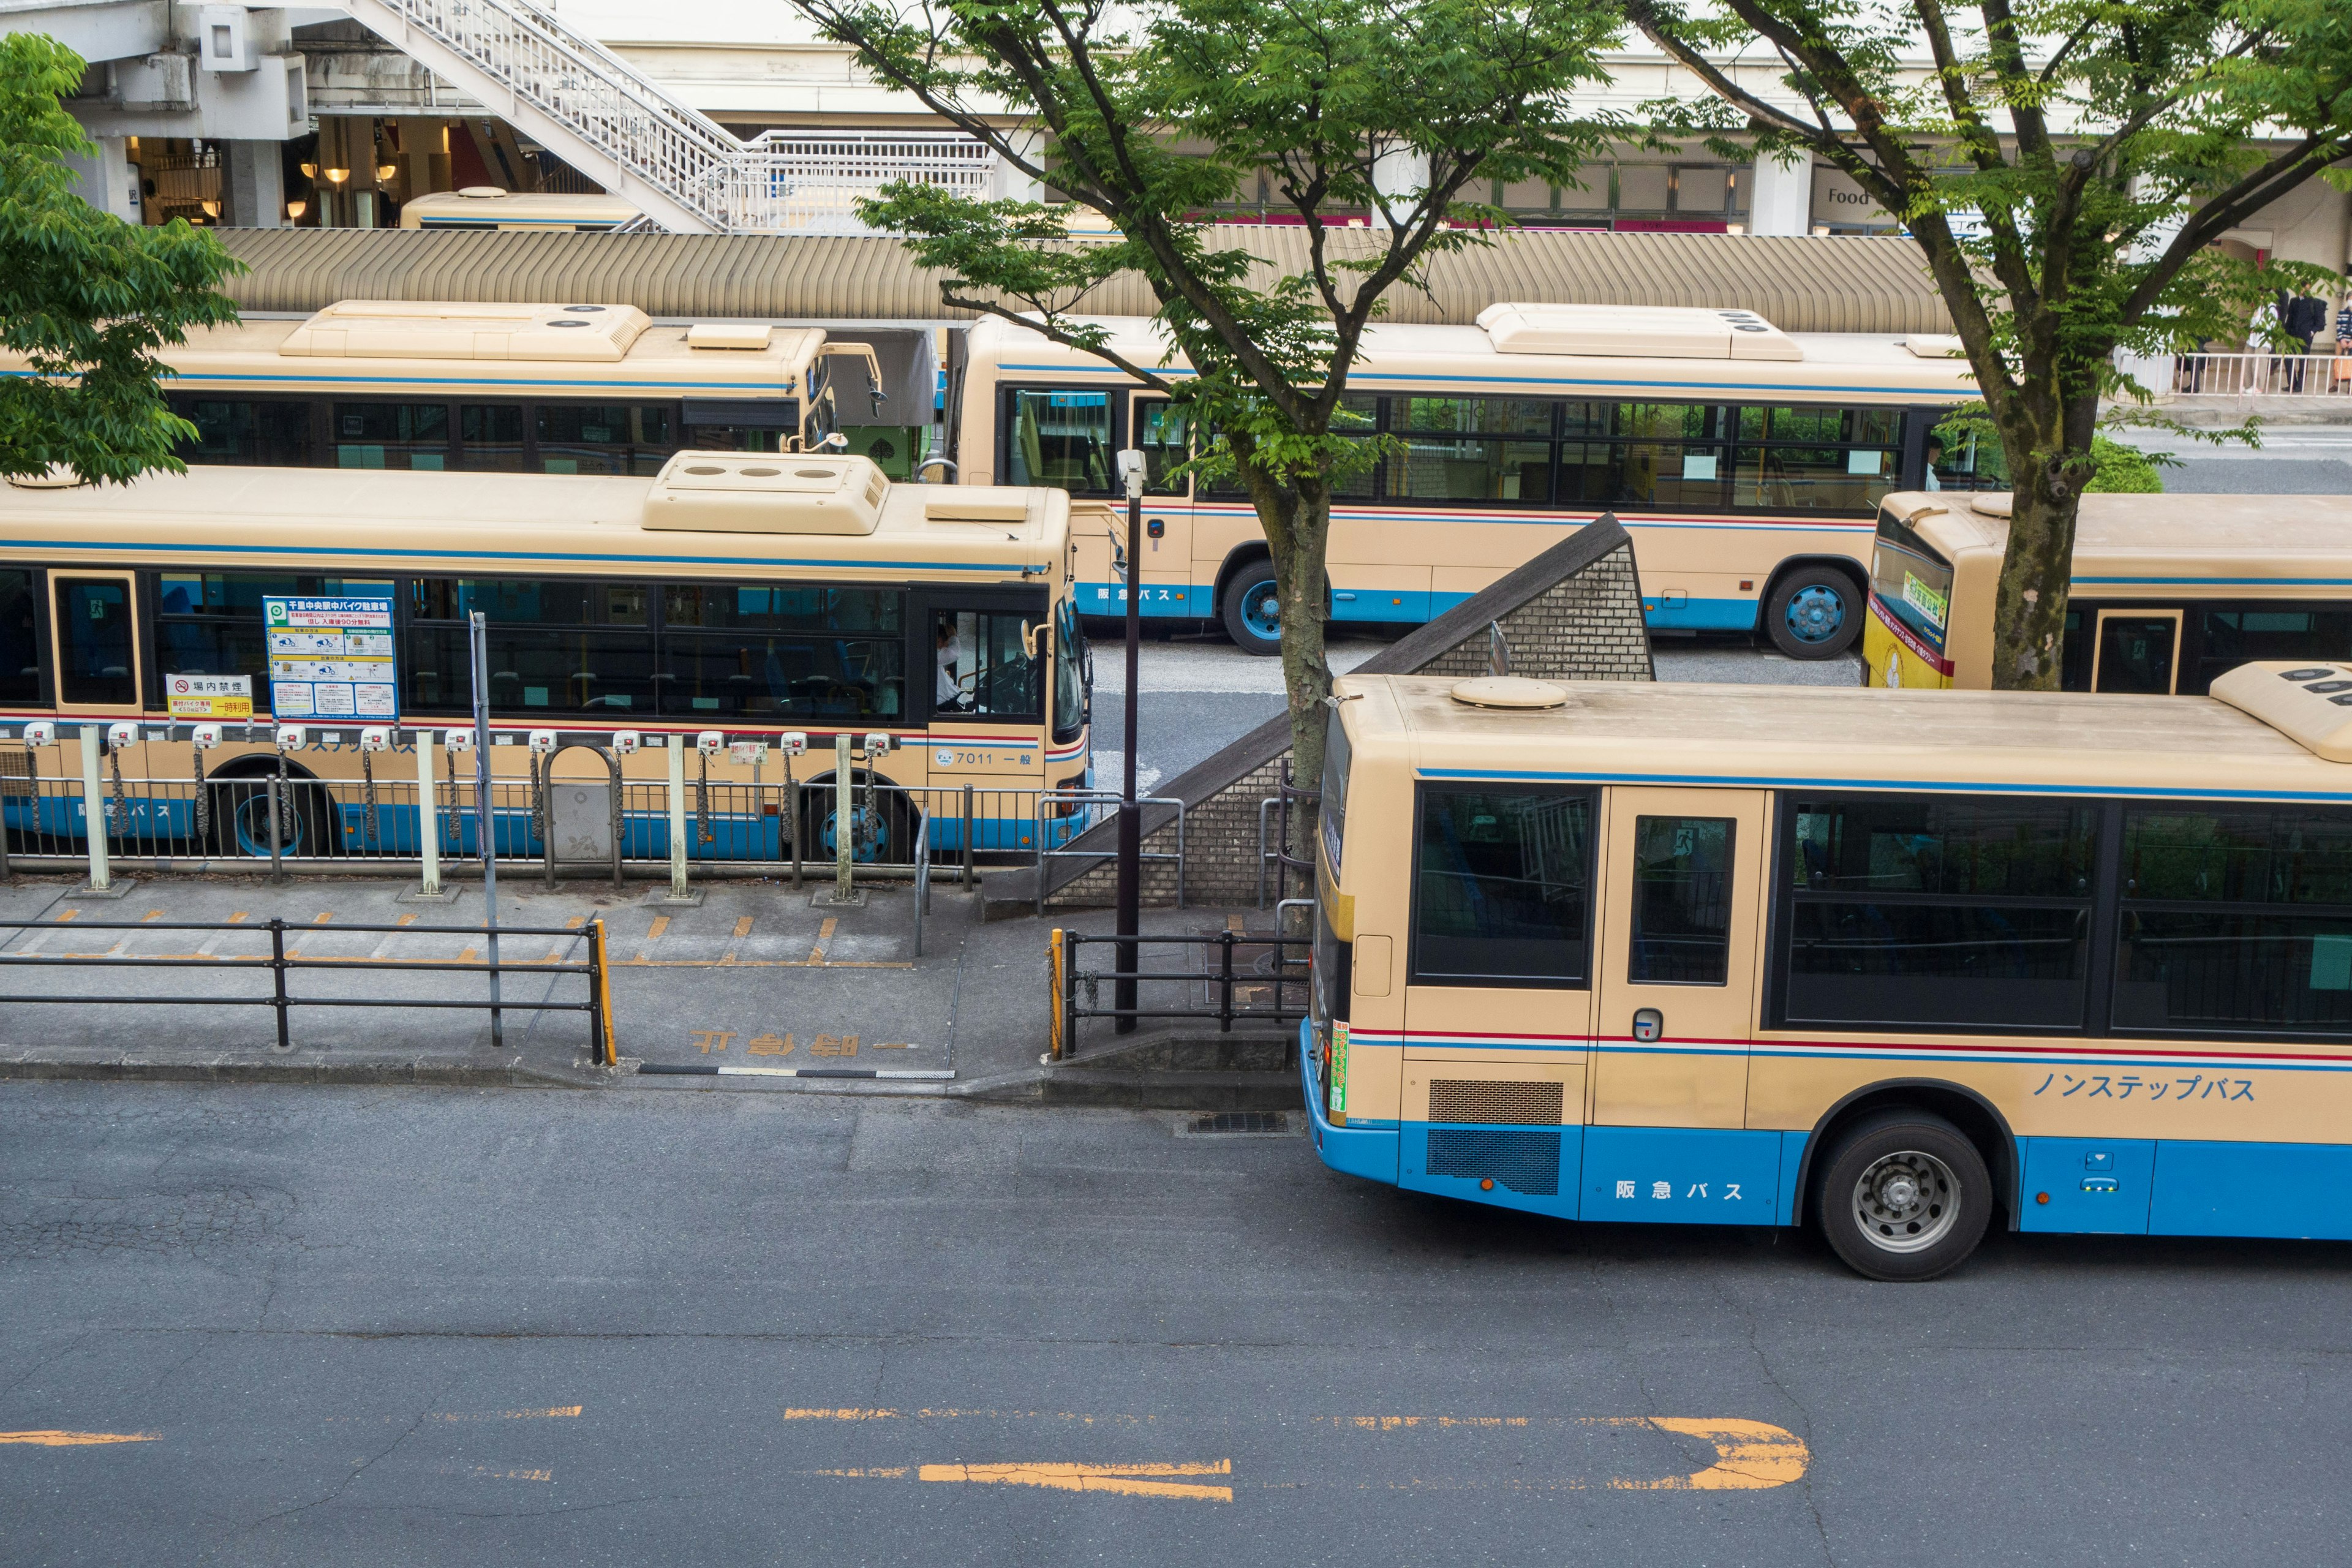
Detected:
[
  {"left": 48, "top": 573, "right": 142, "bottom": 718},
  {"left": 1131, "top": 396, "right": 1198, "bottom": 616},
  {"left": 1583, "top": 787, "right": 1784, "bottom": 1226},
  {"left": 2090, "top": 608, "right": 2182, "bottom": 693}
]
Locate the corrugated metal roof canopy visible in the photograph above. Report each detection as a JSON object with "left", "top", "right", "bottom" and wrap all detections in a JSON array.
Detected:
[{"left": 216, "top": 226, "right": 1953, "bottom": 334}]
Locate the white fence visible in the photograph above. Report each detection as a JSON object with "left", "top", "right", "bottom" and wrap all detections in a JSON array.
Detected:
[{"left": 2122, "top": 352, "right": 2352, "bottom": 400}]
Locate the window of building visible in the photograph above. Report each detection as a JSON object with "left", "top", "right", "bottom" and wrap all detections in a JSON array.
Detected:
[
  {"left": 1411, "top": 785, "right": 1596, "bottom": 986},
  {"left": 1779, "top": 794, "right": 2098, "bottom": 1031},
  {"left": 2115, "top": 805, "right": 2352, "bottom": 1035}
]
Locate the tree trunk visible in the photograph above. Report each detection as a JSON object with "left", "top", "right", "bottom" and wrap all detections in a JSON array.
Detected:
[
  {"left": 1238, "top": 460, "right": 1333, "bottom": 865},
  {"left": 1987, "top": 450, "right": 2082, "bottom": 691}
]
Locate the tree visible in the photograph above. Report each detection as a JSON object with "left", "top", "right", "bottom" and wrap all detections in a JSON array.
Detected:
[
  {"left": 1627, "top": 0, "right": 2352, "bottom": 688},
  {"left": 0, "top": 33, "right": 242, "bottom": 485},
  {"left": 786, "top": 0, "right": 1621, "bottom": 789}
]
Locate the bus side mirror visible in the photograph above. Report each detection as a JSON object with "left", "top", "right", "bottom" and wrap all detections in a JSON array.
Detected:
[{"left": 1020, "top": 619, "right": 1040, "bottom": 661}]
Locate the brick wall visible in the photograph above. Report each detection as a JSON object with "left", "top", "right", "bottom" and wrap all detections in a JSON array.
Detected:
[{"left": 1047, "top": 538, "right": 1651, "bottom": 910}]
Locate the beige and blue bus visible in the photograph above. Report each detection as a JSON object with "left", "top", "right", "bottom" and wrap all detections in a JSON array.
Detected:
[
  {"left": 1305, "top": 667, "right": 2352, "bottom": 1278},
  {"left": 0, "top": 455, "right": 1086, "bottom": 864},
  {"left": 952, "top": 307, "right": 1983, "bottom": 658}
]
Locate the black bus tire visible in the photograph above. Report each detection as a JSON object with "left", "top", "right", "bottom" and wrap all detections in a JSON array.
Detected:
[
  {"left": 1765, "top": 565, "right": 1864, "bottom": 659},
  {"left": 1218, "top": 566, "right": 1283, "bottom": 656},
  {"left": 1815, "top": 1109, "right": 1993, "bottom": 1282}
]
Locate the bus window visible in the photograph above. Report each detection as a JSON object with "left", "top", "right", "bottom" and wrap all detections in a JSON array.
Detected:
[
  {"left": 1387, "top": 397, "right": 1553, "bottom": 505},
  {"left": 53, "top": 577, "right": 135, "bottom": 706},
  {"left": 157, "top": 573, "right": 380, "bottom": 688},
  {"left": 336, "top": 402, "right": 451, "bottom": 470},
  {"left": 2185, "top": 606, "right": 2352, "bottom": 695},
  {"left": 1629, "top": 816, "right": 1733, "bottom": 984},
  {"left": 2092, "top": 610, "right": 2181, "bottom": 694},
  {"left": 537, "top": 403, "right": 675, "bottom": 477},
  {"left": 458, "top": 405, "right": 529, "bottom": 472},
  {"left": 1006, "top": 390, "right": 1114, "bottom": 493},
  {"left": 1926, "top": 424, "right": 2009, "bottom": 491},
  {"left": 1136, "top": 401, "right": 1192, "bottom": 494},
  {"left": 1733, "top": 405, "right": 1902, "bottom": 511},
  {"left": 931, "top": 609, "right": 1041, "bottom": 719},
  {"left": 2115, "top": 805, "right": 2352, "bottom": 1035},
  {"left": 405, "top": 578, "right": 655, "bottom": 715},
  {"left": 1869, "top": 508, "right": 1953, "bottom": 654},
  {"left": 660, "top": 584, "right": 904, "bottom": 721},
  {"left": 1410, "top": 785, "right": 1594, "bottom": 986},
  {"left": 1781, "top": 794, "right": 2097, "bottom": 1031},
  {"left": 171, "top": 397, "right": 315, "bottom": 466},
  {"left": 1319, "top": 712, "right": 1351, "bottom": 874},
  {"left": 0, "top": 569, "right": 43, "bottom": 704}
]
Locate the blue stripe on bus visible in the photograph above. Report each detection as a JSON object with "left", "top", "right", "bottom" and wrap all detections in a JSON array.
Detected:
[
  {"left": 1414, "top": 766, "right": 2352, "bottom": 806},
  {"left": 1, "top": 371, "right": 793, "bottom": 394},
  {"left": 996, "top": 363, "right": 1969, "bottom": 398},
  {"left": 2076, "top": 576, "right": 2352, "bottom": 587},
  {"left": 1, "top": 537, "right": 1021, "bottom": 573}
]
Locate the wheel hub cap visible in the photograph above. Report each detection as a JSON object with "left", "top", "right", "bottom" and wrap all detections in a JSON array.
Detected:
[
  {"left": 1786, "top": 585, "right": 1845, "bottom": 642},
  {"left": 1851, "top": 1149, "right": 1959, "bottom": 1255}
]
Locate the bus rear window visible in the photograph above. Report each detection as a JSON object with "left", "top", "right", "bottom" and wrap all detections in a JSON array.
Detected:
[{"left": 1871, "top": 509, "right": 1953, "bottom": 654}]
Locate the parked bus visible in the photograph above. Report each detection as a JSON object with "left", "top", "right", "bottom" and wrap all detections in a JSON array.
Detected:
[
  {"left": 1868, "top": 491, "right": 2352, "bottom": 693},
  {"left": 1303, "top": 667, "right": 2352, "bottom": 1279},
  {"left": 398, "top": 189, "right": 641, "bottom": 231},
  {"left": 950, "top": 306, "right": 1986, "bottom": 657},
  {"left": 0, "top": 455, "right": 1087, "bottom": 864},
  {"left": 0, "top": 300, "right": 888, "bottom": 474}
]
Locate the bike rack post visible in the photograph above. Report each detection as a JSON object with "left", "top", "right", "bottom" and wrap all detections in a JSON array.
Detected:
[
  {"left": 588, "top": 916, "right": 617, "bottom": 1066},
  {"left": 415, "top": 729, "right": 442, "bottom": 896},
  {"left": 268, "top": 916, "right": 290, "bottom": 1051},
  {"left": 833, "top": 733, "right": 853, "bottom": 903},
  {"left": 265, "top": 772, "right": 285, "bottom": 884},
  {"left": 962, "top": 783, "right": 974, "bottom": 888},
  {"left": 1218, "top": 928, "right": 1235, "bottom": 1034},
  {"left": 77, "top": 726, "right": 110, "bottom": 892},
  {"left": 665, "top": 733, "right": 690, "bottom": 900}
]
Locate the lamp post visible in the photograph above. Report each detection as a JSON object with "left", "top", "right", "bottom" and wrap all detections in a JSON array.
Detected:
[
  {"left": 1113, "top": 448, "right": 1146, "bottom": 1035},
  {"left": 469, "top": 611, "right": 503, "bottom": 1047}
]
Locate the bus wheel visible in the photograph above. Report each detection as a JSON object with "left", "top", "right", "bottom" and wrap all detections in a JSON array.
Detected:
[
  {"left": 799, "top": 783, "right": 914, "bottom": 866},
  {"left": 1219, "top": 568, "right": 1283, "bottom": 656},
  {"left": 1766, "top": 567, "right": 1862, "bottom": 659},
  {"left": 218, "top": 777, "right": 326, "bottom": 859},
  {"left": 1815, "top": 1110, "right": 1991, "bottom": 1281}
]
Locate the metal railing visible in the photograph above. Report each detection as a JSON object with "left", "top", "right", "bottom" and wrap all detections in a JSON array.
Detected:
[
  {"left": 2135, "top": 351, "right": 2352, "bottom": 398},
  {"left": 1036, "top": 789, "right": 1181, "bottom": 913},
  {"left": 0, "top": 914, "right": 616, "bottom": 1065},
  {"left": 1046, "top": 926, "right": 1309, "bottom": 1059},
  {"left": 1261, "top": 761, "right": 1321, "bottom": 909},
  {"left": 337, "top": 0, "right": 995, "bottom": 233}
]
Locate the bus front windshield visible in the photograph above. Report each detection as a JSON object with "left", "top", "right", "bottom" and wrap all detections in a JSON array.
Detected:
[{"left": 1052, "top": 598, "right": 1088, "bottom": 743}]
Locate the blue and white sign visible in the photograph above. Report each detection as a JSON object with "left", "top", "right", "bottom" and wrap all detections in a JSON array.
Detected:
[{"left": 263, "top": 591, "right": 397, "bottom": 721}]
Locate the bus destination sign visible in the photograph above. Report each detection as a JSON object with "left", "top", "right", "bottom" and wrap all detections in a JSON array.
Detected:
[{"left": 263, "top": 592, "right": 398, "bottom": 721}]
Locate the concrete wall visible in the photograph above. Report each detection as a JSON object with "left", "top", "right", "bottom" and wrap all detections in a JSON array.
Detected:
[{"left": 1046, "top": 536, "right": 1653, "bottom": 911}]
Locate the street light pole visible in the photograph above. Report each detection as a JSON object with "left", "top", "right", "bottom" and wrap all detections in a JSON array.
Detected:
[{"left": 1114, "top": 448, "right": 1145, "bottom": 1035}]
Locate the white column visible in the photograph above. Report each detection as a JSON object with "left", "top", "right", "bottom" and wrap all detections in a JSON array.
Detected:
[
  {"left": 416, "top": 731, "right": 441, "bottom": 895},
  {"left": 666, "top": 733, "right": 689, "bottom": 899},
  {"left": 1369, "top": 143, "right": 1429, "bottom": 232},
  {"left": 63, "top": 134, "right": 141, "bottom": 224},
  {"left": 226, "top": 141, "right": 284, "bottom": 227},
  {"left": 1749, "top": 148, "right": 1814, "bottom": 236},
  {"left": 79, "top": 726, "right": 111, "bottom": 892}
]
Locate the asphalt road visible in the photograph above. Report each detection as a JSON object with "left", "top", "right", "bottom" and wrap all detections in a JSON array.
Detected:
[{"left": 2, "top": 1081, "right": 2346, "bottom": 1566}]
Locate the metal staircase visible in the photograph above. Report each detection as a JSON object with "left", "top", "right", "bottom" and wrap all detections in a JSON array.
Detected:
[{"left": 334, "top": 0, "right": 995, "bottom": 234}]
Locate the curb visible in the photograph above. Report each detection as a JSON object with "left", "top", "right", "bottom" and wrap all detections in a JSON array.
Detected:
[{"left": 0, "top": 1047, "right": 614, "bottom": 1090}]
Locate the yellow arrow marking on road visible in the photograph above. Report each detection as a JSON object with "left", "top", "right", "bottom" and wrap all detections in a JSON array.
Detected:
[
  {"left": 0, "top": 1430, "right": 156, "bottom": 1446},
  {"left": 918, "top": 1460, "right": 1233, "bottom": 1502},
  {"left": 1597, "top": 1419, "right": 1811, "bottom": 1490}
]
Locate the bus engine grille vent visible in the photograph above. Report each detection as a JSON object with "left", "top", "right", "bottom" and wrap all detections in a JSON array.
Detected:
[
  {"left": 1429, "top": 1079, "right": 1563, "bottom": 1126},
  {"left": 1427, "top": 1129, "right": 1561, "bottom": 1196}
]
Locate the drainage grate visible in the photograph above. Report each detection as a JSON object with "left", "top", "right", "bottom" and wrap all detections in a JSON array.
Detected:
[
  {"left": 1181, "top": 1111, "right": 1292, "bottom": 1136},
  {"left": 1427, "top": 1128, "right": 1562, "bottom": 1196}
]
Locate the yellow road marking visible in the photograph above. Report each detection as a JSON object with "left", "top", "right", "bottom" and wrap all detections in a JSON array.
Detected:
[
  {"left": 56, "top": 910, "right": 77, "bottom": 922},
  {"left": 813, "top": 1466, "right": 910, "bottom": 1479},
  {"left": 227, "top": 911, "right": 247, "bottom": 923},
  {"left": 785, "top": 1408, "right": 1156, "bottom": 1425},
  {"left": 0, "top": 1430, "right": 155, "bottom": 1446},
  {"left": 918, "top": 1460, "right": 1232, "bottom": 1502},
  {"left": 565, "top": 916, "right": 585, "bottom": 930},
  {"left": 733, "top": 916, "right": 754, "bottom": 938},
  {"left": 1601, "top": 1419, "right": 1811, "bottom": 1491},
  {"left": 805, "top": 916, "right": 838, "bottom": 963},
  {"left": 397, "top": 914, "right": 417, "bottom": 927},
  {"left": 428, "top": 1405, "right": 583, "bottom": 1422},
  {"left": 141, "top": 910, "right": 162, "bottom": 922},
  {"left": 313, "top": 913, "right": 332, "bottom": 924},
  {"left": 786, "top": 1408, "right": 898, "bottom": 1420},
  {"left": 647, "top": 915, "right": 670, "bottom": 941},
  {"left": 458, "top": 947, "right": 478, "bottom": 963},
  {"left": 613, "top": 958, "right": 913, "bottom": 970}
]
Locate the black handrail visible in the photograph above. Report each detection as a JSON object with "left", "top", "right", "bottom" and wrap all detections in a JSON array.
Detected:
[
  {"left": 0, "top": 915, "right": 612, "bottom": 1057},
  {"left": 1055, "top": 928, "right": 1309, "bottom": 1055}
]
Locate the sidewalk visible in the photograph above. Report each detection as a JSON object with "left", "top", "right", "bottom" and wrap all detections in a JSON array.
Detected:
[{"left": 0, "top": 870, "right": 1300, "bottom": 1109}]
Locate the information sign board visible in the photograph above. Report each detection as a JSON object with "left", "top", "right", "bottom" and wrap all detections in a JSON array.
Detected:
[{"left": 263, "top": 592, "right": 398, "bottom": 720}]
